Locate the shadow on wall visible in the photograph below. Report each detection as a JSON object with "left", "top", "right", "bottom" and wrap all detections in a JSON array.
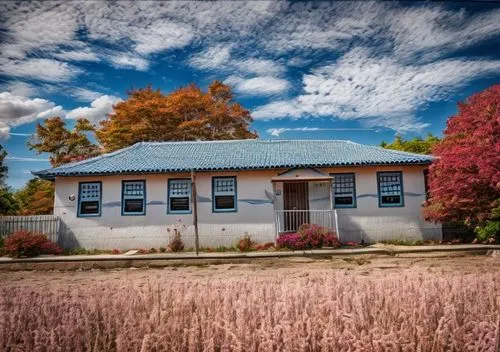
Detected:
[
  {"left": 57, "top": 221, "right": 80, "bottom": 249},
  {"left": 337, "top": 213, "right": 442, "bottom": 244}
]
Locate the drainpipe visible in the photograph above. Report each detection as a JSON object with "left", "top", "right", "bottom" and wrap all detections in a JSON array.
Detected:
[{"left": 191, "top": 170, "right": 199, "bottom": 256}]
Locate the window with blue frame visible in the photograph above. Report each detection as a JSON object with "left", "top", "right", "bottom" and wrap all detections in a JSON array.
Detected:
[
  {"left": 78, "top": 182, "right": 101, "bottom": 217},
  {"left": 377, "top": 172, "right": 404, "bottom": 207},
  {"left": 168, "top": 179, "right": 191, "bottom": 213},
  {"left": 212, "top": 177, "right": 237, "bottom": 212},
  {"left": 332, "top": 173, "right": 356, "bottom": 208},
  {"left": 122, "top": 180, "right": 146, "bottom": 215}
]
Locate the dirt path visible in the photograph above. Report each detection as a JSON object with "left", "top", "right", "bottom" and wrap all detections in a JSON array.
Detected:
[{"left": 1, "top": 254, "right": 498, "bottom": 287}]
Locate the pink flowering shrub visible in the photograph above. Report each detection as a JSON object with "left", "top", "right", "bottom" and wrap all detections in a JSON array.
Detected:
[
  {"left": 3, "top": 230, "right": 62, "bottom": 257},
  {"left": 277, "top": 224, "right": 340, "bottom": 250}
]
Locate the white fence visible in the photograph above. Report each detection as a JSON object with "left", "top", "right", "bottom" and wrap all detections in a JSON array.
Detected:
[{"left": 0, "top": 215, "right": 61, "bottom": 244}]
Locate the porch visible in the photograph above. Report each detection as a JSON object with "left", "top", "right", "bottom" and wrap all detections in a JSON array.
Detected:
[{"left": 271, "top": 168, "right": 339, "bottom": 237}]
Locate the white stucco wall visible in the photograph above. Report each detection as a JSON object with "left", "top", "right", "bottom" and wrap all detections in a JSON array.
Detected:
[{"left": 54, "top": 165, "right": 441, "bottom": 249}]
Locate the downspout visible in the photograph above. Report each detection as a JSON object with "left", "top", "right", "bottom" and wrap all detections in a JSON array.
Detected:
[{"left": 191, "top": 170, "right": 199, "bottom": 256}]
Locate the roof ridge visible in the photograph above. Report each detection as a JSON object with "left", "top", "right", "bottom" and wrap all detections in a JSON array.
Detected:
[{"left": 140, "top": 139, "right": 355, "bottom": 145}]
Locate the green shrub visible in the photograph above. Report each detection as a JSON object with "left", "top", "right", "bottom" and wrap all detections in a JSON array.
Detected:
[
  {"left": 159, "top": 247, "right": 166, "bottom": 253},
  {"left": 475, "top": 221, "right": 499, "bottom": 242}
]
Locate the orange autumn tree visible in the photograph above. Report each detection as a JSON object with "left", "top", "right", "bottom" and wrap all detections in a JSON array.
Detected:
[
  {"left": 29, "top": 117, "right": 100, "bottom": 167},
  {"left": 96, "top": 81, "right": 258, "bottom": 152}
]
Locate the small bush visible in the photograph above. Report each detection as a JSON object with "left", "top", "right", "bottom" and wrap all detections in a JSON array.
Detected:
[
  {"left": 111, "top": 249, "right": 121, "bottom": 255},
  {"left": 0, "top": 236, "right": 4, "bottom": 256},
  {"left": 215, "top": 246, "right": 233, "bottom": 252},
  {"left": 254, "top": 242, "right": 275, "bottom": 251},
  {"left": 236, "top": 233, "right": 253, "bottom": 252},
  {"left": 149, "top": 247, "right": 157, "bottom": 253},
  {"left": 168, "top": 229, "right": 185, "bottom": 252},
  {"left": 277, "top": 224, "right": 339, "bottom": 250},
  {"left": 475, "top": 221, "right": 499, "bottom": 243},
  {"left": 159, "top": 247, "right": 166, "bottom": 253},
  {"left": 3, "top": 230, "right": 62, "bottom": 258}
]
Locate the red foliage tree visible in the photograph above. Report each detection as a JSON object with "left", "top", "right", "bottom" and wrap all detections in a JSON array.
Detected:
[{"left": 424, "top": 85, "right": 500, "bottom": 225}]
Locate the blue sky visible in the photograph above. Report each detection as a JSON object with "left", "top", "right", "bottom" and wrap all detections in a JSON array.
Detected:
[{"left": 1, "top": 1, "right": 500, "bottom": 189}]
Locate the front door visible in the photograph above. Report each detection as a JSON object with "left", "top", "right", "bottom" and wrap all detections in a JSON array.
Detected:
[{"left": 283, "top": 182, "right": 309, "bottom": 232}]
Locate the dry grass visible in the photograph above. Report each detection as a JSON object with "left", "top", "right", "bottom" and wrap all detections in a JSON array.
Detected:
[{"left": 0, "top": 256, "right": 499, "bottom": 351}]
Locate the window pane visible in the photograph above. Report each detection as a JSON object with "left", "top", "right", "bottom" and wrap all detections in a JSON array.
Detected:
[
  {"left": 80, "top": 201, "right": 99, "bottom": 215},
  {"left": 382, "top": 195, "right": 401, "bottom": 204},
  {"left": 124, "top": 181, "right": 144, "bottom": 198},
  {"left": 214, "top": 178, "right": 235, "bottom": 194},
  {"left": 124, "top": 199, "right": 144, "bottom": 213},
  {"left": 170, "top": 197, "right": 190, "bottom": 211},
  {"left": 334, "top": 196, "right": 353, "bottom": 206},
  {"left": 215, "top": 195, "right": 235, "bottom": 210}
]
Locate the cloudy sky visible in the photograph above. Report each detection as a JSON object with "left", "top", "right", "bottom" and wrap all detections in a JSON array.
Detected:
[{"left": 1, "top": 1, "right": 500, "bottom": 188}]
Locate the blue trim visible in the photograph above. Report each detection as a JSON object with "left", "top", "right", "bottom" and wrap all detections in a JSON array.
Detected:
[
  {"left": 330, "top": 173, "right": 357, "bottom": 208},
  {"left": 212, "top": 176, "right": 238, "bottom": 213},
  {"left": 121, "top": 180, "right": 146, "bottom": 216},
  {"left": 77, "top": 181, "right": 102, "bottom": 218},
  {"left": 167, "top": 178, "right": 192, "bottom": 214},
  {"left": 377, "top": 171, "right": 405, "bottom": 208}
]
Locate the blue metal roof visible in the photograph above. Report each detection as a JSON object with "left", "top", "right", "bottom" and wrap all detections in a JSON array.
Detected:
[{"left": 33, "top": 139, "right": 434, "bottom": 179}]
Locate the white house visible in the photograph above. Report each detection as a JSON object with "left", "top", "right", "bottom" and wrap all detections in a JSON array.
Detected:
[{"left": 34, "top": 139, "right": 441, "bottom": 249}]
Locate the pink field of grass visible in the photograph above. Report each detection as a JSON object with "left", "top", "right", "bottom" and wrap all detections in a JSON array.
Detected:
[{"left": 0, "top": 259, "right": 499, "bottom": 351}]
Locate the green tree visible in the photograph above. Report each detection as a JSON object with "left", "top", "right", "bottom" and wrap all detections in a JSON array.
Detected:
[
  {"left": 28, "top": 117, "right": 100, "bottom": 167},
  {"left": 97, "top": 81, "right": 258, "bottom": 152},
  {"left": 380, "top": 133, "right": 440, "bottom": 155},
  {"left": 0, "top": 145, "right": 19, "bottom": 215},
  {"left": 0, "top": 145, "right": 7, "bottom": 184},
  {"left": 15, "top": 178, "right": 54, "bottom": 215}
]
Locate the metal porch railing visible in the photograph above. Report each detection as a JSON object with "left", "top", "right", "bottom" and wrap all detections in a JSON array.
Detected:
[{"left": 275, "top": 210, "right": 335, "bottom": 234}]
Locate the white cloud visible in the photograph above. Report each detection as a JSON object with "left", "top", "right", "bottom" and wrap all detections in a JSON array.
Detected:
[
  {"left": 107, "top": 53, "right": 149, "bottom": 71},
  {"left": 66, "top": 95, "right": 122, "bottom": 122},
  {"left": 0, "top": 58, "right": 81, "bottom": 82},
  {"left": 5, "top": 156, "right": 48, "bottom": 162},
  {"left": 189, "top": 45, "right": 232, "bottom": 70},
  {"left": 266, "top": 127, "right": 379, "bottom": 136},
  {"left": 70, "top": 88, "right": 103, "bottom": 102},
  {"left": 225, "top": 76, "right": 290, "bottom": 96},
  {"left": 133, "top": 21, "right": 194, "bottom": 55},
  {"left": 233, "top": 58, "right": 285, "bottom": 76},
  {"left": 388, "top": 7, "right": 500, "bottom": 61},
  {"left": 52, "top": 48, "right": 100, "bottom": 62},
  {"left": 254, "top": 48, "right": 500, "bottom": 131},
  {"left": 0, "top": 92, "right": 63, "bottom": 139},
  {"left": 2, "top": 81, "right": 38, "bottom": 97}
]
